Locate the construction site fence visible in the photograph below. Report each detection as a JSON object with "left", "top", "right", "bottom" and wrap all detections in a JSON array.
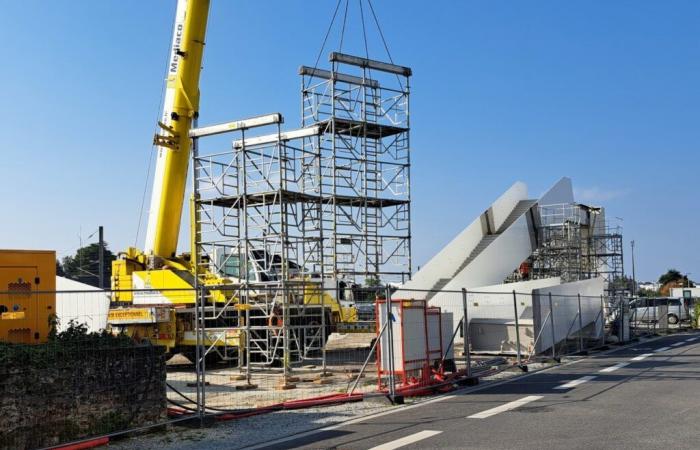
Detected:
[{"left": 0, "top": 286, "right": 691, "bottom": 448}]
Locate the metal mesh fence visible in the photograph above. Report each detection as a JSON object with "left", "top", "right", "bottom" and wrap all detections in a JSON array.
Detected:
[
  {"left": 0, "top": 284, "right": 684, "bottom": 448},
  {"left": 627, "top": 296, "right": 694, "bottom": 339},
  {"left": 0, "top": 290, "right": 169, "bottom": 449}
]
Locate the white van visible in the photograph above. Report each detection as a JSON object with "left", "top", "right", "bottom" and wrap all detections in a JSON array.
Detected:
[{"left": 629, "top": 297, "right": 692, "bottom": 325}]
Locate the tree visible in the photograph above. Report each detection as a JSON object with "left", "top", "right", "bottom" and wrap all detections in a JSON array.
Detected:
[
  {"left": 61, "top": 243, "right": 116, "bottom": 288},
  {"left": 637, "top": 288, "right": 658, "bottom": 298},
  {"left": 658, "top": 269, "right": 683, "bottom": 286},
  {"left": 365, "top": 276, "right": 382, "bottom": 287},
  {"left": 658, "top": 269, "right": 694, "bottom": 288},
  {"left": 614, "top": 275, "right": 635, "bottom": 292},
  {"left": 56, "top": 259, "right": 65, "bottom": 277}
]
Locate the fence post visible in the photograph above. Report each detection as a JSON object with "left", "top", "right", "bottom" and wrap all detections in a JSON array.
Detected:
[
  {"left": 619, "top": 300, "right": 624, "bottom": 343},
  {"left": 245, "top": 293, "right": 251, "bottom": 386},
  {"left": 512, "top": 290, "right": 523, "bottom": 368},
  {"left": 194, "top": 286, "right": 203, "bottom": 422},
  {"left": 283, "top": 284, "right": 290, "bottom": 385},
  {"left": 198, "top": 287, "right": 207, "bottom": 422},
  {"left": 577, "top": 294, "right": 584, "bottom": 353},
  {"left": 653, "top": 297, "right": 657, "bottom": 335},
  {"left": 548, "top": 292, "right": 557, "bottom": 360},
  {"left": 384, "top": 285, "right": 397, "bottom": 402},
  {"left": 321, "top": 288, "right": 327, "bottom": 376},
  {"left": 461, "top": 288, "right": 471, "bottom": 377},
  {"left": 600, "top": 295, "right": 605, "bottom": 347}
]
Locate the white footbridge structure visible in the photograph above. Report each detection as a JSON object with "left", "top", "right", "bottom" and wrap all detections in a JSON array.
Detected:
[{"left": 395, "top": 177, "right": 623, "bottom": 355}]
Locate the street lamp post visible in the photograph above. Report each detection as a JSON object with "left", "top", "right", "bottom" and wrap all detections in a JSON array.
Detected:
[{"left": 631, "top": 240, "right": 636, "bottom": 298}]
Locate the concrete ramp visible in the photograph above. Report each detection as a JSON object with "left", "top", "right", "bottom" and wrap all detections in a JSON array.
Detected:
[
  {"left": 421, "top": 210, "right": 539, "bottom": 331},
  {"left": 396, "top": 181, "right": 535, "bottom": 301}
]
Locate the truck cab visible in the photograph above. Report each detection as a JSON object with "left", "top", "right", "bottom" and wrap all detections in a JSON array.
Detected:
[{"left": 214, "top": 249, "right": 302, "bottom": 284}]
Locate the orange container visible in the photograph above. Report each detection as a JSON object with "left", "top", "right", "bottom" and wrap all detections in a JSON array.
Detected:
[{"left": 0, "top": 250, "right": 56, "bottom": 343}]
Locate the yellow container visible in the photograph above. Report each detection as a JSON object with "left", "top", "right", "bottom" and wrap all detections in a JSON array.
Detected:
[{"left": 0, "top": 250, "right": 56, "bottom": 344}]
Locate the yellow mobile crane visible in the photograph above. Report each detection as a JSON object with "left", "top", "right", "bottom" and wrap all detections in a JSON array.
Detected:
[{"left": 109, "top": 0, "right": 359, "bottom": 363}]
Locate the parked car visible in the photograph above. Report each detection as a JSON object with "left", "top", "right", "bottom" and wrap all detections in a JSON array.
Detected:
[{"left": 629, "top": 297, "right": 691, "bottom": 324}]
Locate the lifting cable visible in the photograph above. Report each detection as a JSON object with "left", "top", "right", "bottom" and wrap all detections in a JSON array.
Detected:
[
  {"left": 305, "top": 0, "right": 345, "bottom": 90},
  {"left": 366, "top": 0, "right": 404, "bottom": 89},
  {"left": 339, "top": 0, "right": 350, "bottom": 53},
  {"left": 358, "top": 0, "right": 370, "bottom": 60}
]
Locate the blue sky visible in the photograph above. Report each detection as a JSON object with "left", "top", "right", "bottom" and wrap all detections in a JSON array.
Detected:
[{"left": 1, "top": 1, "right": 698, "bottom": 282}]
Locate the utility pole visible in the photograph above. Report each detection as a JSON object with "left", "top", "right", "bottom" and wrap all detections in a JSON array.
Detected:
[
  {"left": 631, "top": 240, "right": 636, "bottom": 297},
  {"left": 98, "top": 226, "right": 105, "bottom": 289}
]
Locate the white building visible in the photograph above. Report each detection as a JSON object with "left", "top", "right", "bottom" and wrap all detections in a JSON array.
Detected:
[
  {"left": 638, "top": 281, "right": 660, "bottom": 292},
  {"left": 56, "top": 276, "right": 110, "bottom": 333},
  {"left": 670, "top": 287, "right": 700, "bottom": 299}
]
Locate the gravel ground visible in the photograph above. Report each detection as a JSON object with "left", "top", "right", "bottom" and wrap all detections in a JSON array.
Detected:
[
  {"left": 111, "top": 397, "right": 394, "bottom": 450},
  {"left": 111, "top": 357, "right": 554, "bottom": 450}
]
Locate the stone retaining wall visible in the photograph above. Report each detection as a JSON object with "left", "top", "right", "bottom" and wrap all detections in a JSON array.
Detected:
[{"left": 0, "top": 343, "right": 167, "bottom": 449}]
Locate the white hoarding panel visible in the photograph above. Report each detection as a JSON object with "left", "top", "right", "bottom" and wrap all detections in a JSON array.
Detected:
[
  {"left": 441, "top": 312, "right": 454, "bottom": 360},
  {"left": 533, "top": 277, "right": 605, "bottom": 353},
  {"left": 56, "top": 276, "right": 110, "bottom": 333},
  {"left": 426, "top": 308, "right": 442, "bottom": 363}
]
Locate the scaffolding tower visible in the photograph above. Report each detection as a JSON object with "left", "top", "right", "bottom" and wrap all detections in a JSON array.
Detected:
[
  {"left": 191, "top": 52, "right": 412, "bottom": 368},
  {"left": 530, "top": 203, "right": 624, "bottom": 295},
  {"left": 300, "top": 52, "right": 412, "bottom": 285}
]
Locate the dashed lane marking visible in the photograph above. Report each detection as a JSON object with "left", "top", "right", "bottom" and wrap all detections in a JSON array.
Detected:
[
  {"left": 368, "top": 430, "right": 443, "bottom": 450},
  {"left": 599, "top": 362, "right": 629, "bottom": 373},
  {"left": 554, "top": 376, "right": 596, "bottom": 390},
  {"left": 467, "top": 395, "right": 544, "bottom": 419},
  {"left": 631, "top": 353, "right": 653, "bottom": 361}
]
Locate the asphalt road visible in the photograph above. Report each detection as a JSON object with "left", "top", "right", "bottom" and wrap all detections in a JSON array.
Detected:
[{"left": 246, "top": 332, "right": 700, "bottom": 450}]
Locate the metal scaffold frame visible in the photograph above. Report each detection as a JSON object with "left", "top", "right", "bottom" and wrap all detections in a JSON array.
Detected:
[
  {"left": 190, "top": 52, "right": 412, "bottom": 370},
  {"left": 192, "top": 114, "right": 327, "bottom": 373},
  {"left": 301, "top": 52, "right": 412, "bottom": 285},
  {"left": 531, "top": 203, "right": 624, "bottom": 295}
]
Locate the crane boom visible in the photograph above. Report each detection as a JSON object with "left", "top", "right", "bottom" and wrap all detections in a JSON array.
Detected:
[{"left": 144, "top": 0, "right": 211, "bottom": 259}]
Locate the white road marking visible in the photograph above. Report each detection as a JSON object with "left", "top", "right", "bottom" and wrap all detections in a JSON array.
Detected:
[
  {"left": 671, "top": 342, "right": 684, "bottom": 347},
  {"left": 246, "top": 394, "right": 456, "bottom": 449},
  {"left": 246, "top": 348, "right": 626, "bottom": 450},
  {"left": 631, "top": 353, "right": 653, "bottom": 361},
  {"left": 311, "top": 416, "right": 356, "bottom": 424},
  {"left": 599, "top": 362, "right": 629, "bottom": 373},
  {"left": 654, "top": 346, "right": 671, "bottom": 352},
  {"left": 686, "top": 337, "right": 698, "bottom": 342},
  {"left": 368, "top": 430, "right": 442, "bottom": 450},
  {"left": 554, "top": 375, "right": 596, "bottom": 390},
  {"left": 467, "top": 395, "right": 543, "bottom": 419}
]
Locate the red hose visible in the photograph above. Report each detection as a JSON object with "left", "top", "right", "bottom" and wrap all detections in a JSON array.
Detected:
[
  {"left": 282, "top": 392, "right": 363, "bottom": 409},
  {"left": 167, "top": 406, "right": 190, "bottom": 416},
  {"left": 174, "top": 368, "right": 488, "bottom": 423},
  {"left": 53, "top": 437, "right": 109, "bottom": 450},
  {"left": 212, "top": 392, "right": 365, "bottom": 422}
]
